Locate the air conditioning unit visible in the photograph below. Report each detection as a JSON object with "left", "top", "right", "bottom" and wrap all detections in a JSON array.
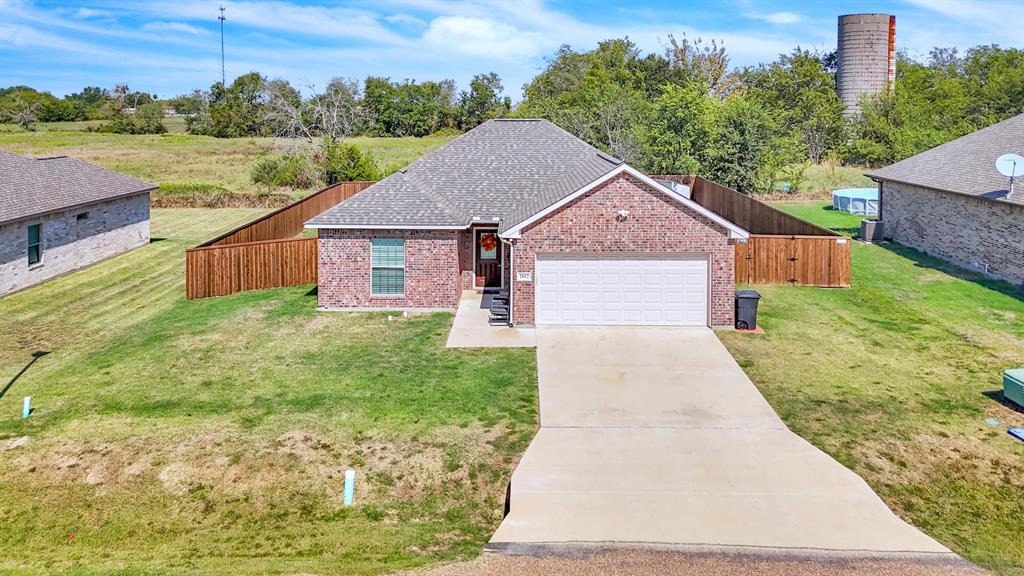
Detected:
[{"left": 860, "top": 219, "right": 884, "bottom": 242}]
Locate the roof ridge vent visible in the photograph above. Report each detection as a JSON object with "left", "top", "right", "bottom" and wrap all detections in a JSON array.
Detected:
[{"left": 596, "top": 151, "right": 623, "bottom": 165}]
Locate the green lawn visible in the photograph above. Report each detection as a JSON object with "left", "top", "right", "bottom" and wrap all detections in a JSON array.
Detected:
[
  {"left": 0, "top": 132, "right": 451, "bottom": 200},
  {"left": 723, "top": 201, "right": 1024, "bottom": 575},
  {"left": 0, "top": 209, "right": 536, "bottom": 576},
  {"left": 773, "top": 201, "right": 867, "bottom": 236}
]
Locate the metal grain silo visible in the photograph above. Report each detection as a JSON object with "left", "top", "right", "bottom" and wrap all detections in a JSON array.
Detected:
[{"left": 836, "top": 14, "right": 896, "bottom": 117}]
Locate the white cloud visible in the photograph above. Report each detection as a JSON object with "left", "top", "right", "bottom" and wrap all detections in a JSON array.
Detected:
[
  {"left": 0, "top": 22, "right": 105, "bottom": 54},
  {"left": 385, "top": 13, "right": 427, "bottom": 28},
  {"left": 143, "top": 21, "right": 208, "bottom": 35},
  {"left": 73, "top": 7, "right": 113, "bottom": 19},
  {"left": 116, "top": 1, "right": 410, "bottom": 45},
  {"left": 743, "top": 11, "right": 805, "bottom": 25},
  {"left": 422, "top": 15, "right": 544, "bottom": 60},
  {"left": 902, "top": 0, "right": 1022, "bottom": 44}
]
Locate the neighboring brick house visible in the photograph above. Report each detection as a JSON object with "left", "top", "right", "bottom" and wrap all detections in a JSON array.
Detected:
[
  {"left": 867, "top": 114, "right": 1024, "bottom": 288},
  {"left": 0, "top": 151, "right": 155, "bottom": 296},
  {"left": 306, "top": 119, "right": 748, "bottom": 328}
]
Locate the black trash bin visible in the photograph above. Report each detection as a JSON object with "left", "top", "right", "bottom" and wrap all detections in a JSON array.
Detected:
[{"left": 735, "top": 290, "right": 761, "bottom": 330}]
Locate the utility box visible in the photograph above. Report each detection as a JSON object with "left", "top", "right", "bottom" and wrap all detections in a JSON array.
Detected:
[
  {"left": 1004, "top": 369, "right": 1024, "bottom": 408},
  {"left": 735, "top": 290, "right": 761, "bottom": 330},
  {"left": 861, "top": 219, "right": 884, "bottom": 242}
]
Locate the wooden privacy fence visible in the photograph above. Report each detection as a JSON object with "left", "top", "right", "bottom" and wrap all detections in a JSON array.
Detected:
[
  {"left": 687, "top": 176, "right": 836, "bottom": 236},
  {"left": 736, "top": 235, "right": 852, "bottom": 287},
  {"left": 654, "top": 175, "right": 851, "bottom": 287},
  {"left": 186, "top": 238, "right": 318, "bottom": 298},
  {"left": 185, "top": 181, "right": 375, "bottom": 299}
]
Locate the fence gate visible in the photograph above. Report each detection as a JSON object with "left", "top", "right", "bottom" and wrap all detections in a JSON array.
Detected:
[{"left": 735, "top": 235, "right": 851, "bottom": 288}]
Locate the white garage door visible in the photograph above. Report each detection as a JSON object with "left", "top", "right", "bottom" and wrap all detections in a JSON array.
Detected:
[{"left": 535, "top": 255, "right": 709, "bottom": 326}]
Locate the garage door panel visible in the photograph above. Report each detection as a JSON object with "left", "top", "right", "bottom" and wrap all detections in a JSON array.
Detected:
[
  {"left": 536, "top": 255, "right": 708, "bottom": 326},
  {"left": 622, "top": 290, "right": 643, "bottom": 304}
]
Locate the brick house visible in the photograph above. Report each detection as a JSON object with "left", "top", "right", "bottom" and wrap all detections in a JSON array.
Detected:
[
  {"left": 306, "top": 119, "right": 748, "bottom": 328},
  {"left": 867, "top": 114, "right": 1024, "bottom": 288},
  {"left": 0, "top": 151, "right": 155, "bottom": 296}
]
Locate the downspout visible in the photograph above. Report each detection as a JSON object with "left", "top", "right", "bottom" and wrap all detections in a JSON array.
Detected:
[
  {"left": 873, "top": 178, "right": 884, "bottom": 222},
  {"left": 500, "top": 235, "right": 514, "bottom": 327}
]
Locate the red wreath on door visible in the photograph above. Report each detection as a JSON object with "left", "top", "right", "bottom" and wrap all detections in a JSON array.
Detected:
[{"left": 479, "top": 233, "right": 498, "bottom": 252}]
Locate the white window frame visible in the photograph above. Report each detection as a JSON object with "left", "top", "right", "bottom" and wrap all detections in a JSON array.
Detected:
[{"left": 370, "top": 238, "right": 405, "bottom": 297}]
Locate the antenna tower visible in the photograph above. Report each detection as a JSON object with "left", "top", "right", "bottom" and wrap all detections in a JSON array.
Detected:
[{"left": 218, "top": 6, "right": 227, "bottom": 86}]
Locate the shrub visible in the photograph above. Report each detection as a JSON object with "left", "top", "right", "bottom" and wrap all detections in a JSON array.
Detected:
[
  {"left": 251, "top": 153, "right": 320, "bottom": 188},
  {"left": 96, "top": 103, "right": 167, "bottom": 134},
  {"left": 430, "top": 127, "right": 462, "bottom": 138},
  {"left": 250, "top": 140, "right": 381, "bottom": 189},
  {"left": 319, "top": 139, "right": 382, "bottom": 184}
]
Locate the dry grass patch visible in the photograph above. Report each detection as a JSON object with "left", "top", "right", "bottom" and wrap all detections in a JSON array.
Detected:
[{"left": 0, "top": 209, "right": 537, "bottom": 576}]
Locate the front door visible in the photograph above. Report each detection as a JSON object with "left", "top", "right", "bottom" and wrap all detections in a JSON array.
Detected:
[{"left": 474, "top": 229, "right": 502, "bottom": 288}]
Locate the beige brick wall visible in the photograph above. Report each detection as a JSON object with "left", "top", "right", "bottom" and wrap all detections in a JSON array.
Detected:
[
  {"left": 883, "top": 181, "right": 1024, "bottom": 286},
  {"left": 0, "top": 193, "right": 150, "bottom": 296}
]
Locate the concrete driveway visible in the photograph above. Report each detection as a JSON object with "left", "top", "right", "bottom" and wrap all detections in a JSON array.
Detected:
[{"left": 489, "top": 327, "right": 953, "bottom": 556}]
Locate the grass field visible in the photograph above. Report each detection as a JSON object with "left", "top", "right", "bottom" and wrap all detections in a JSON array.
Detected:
[
  {"left": 0, "top": 131, "right": 452, "bottom": 200},
  {"left": 0, "top": 209, "right": 537, "bottom": 576},
  {"left": 772, "top": 202, "right": 867, "bottom": 236},
  {"left": 0, "top": 118, "right": 190, "bottom": 134},
  {"left": 723, "top": 202, "right": 1024, "bottom": 575}
]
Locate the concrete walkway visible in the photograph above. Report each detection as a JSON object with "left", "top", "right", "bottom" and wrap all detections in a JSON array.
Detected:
[
  {"left": 446, "top": 291, "right": 535, "bottom": 349},
  {"left": 489, "top": 327, "right": 953, "bottom": 557}
]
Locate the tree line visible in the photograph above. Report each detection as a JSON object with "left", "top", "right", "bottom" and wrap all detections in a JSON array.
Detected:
[
  {"left": 3, "top": 37, "right": 1021, "bottom": 193},
  {"left": 165, "top": 71, "right": 511, "bottom": 140},
  {"left": 514, "top": 37, "right": 1024, "bottom": 193}
]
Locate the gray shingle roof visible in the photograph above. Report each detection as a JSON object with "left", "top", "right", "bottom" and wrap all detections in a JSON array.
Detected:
[
  {"left": 0, "top": 150, "right": 156, "bottom": 225},
  {"left": 866, "top": 113, "right": 1024, "bottom": 206},
  {"left": 306, "top": 119, "right": 622, "bottom": 231}
]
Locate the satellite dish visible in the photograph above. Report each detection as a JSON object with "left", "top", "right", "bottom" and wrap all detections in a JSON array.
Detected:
[{"left": 996, "top": 153, "right": 1024, "bottom": 177}]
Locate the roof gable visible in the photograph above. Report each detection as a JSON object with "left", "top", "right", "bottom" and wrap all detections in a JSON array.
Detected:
[
  {"left": 866, "top": 113, "right": 1024, "bottom": 206},
  {"left": 0, "top": 151, "right": 156, "bottom": 225},
  {"left": 500, "top": 165, "right": 749, "bottom": 240}
]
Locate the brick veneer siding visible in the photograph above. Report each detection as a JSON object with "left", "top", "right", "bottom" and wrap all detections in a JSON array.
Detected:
[
  {"left": 458, "top": 229, "right": 474, "bottom": 290},
  {"left": 317, "top": 228, "right": 461, "bottom": 309},
  {"left": 511, "top": 172, "right": 735, "bottom": 327},
  {"left": 882, "top": 181, "right": 1024, "bottom": 286},
  {"left": 0, "top": 193, "right": 150, "bottom": 296}
]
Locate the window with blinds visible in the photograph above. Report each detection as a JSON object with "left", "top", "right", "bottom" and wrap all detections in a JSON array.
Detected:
[{"left": 371, "top": 239, "right": 405, "bottom": 295}]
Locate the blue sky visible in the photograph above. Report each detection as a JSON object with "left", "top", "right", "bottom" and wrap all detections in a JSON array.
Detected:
[{"left": 1, "top": 0, "right": 1022, "bottom": 100}]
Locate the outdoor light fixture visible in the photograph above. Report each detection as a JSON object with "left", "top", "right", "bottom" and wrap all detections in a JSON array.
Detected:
[{"left": 616, "top": 209, "right": 630, "bottom": 221}]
